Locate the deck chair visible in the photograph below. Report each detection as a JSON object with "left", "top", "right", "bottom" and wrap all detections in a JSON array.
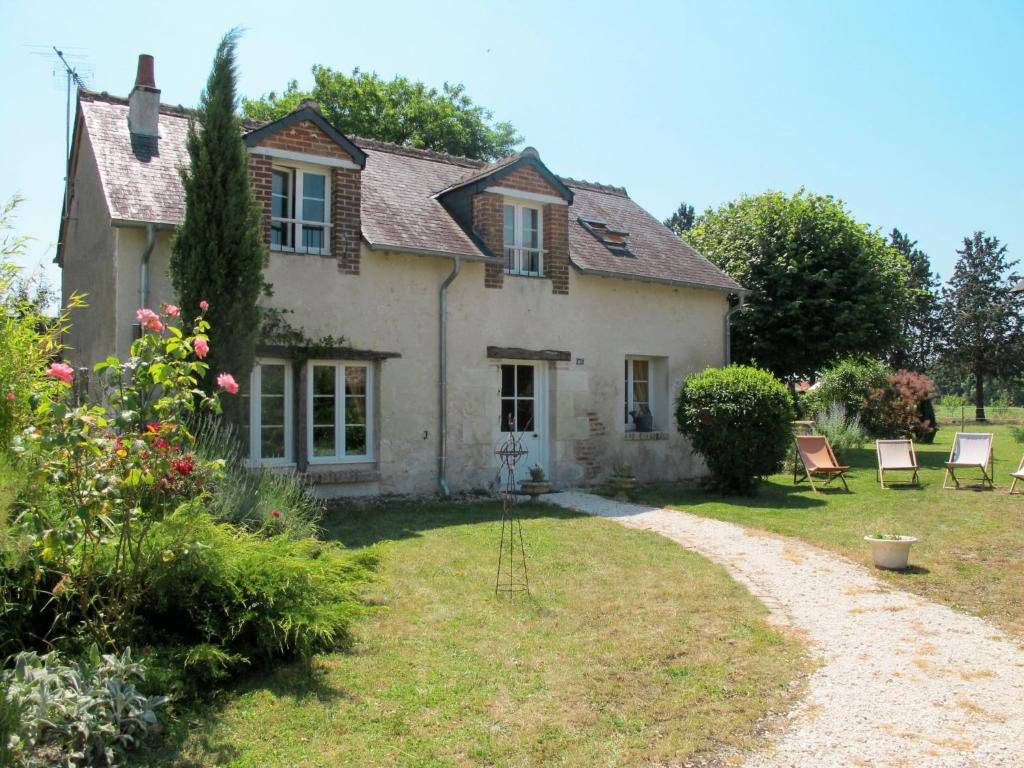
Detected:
[
  {"left": 794, "top": 435, "right": 850, "bottom": 492},
  {"left": 876, "top": 439, "right": 919, "bottom": 489},
  {"left": 943, "top": 432, "right": 994, "bottom": 489},
  {"left": 1009, "top": 455, "right": 1024, "bottom": 494}
]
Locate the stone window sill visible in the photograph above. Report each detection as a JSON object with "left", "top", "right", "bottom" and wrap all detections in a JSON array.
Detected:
[
  {"left": 301, "top": 466, "right": 380, "bottom": 484},
  {"left": 624, "top": 431, "right": 670, "bottom": 441}
]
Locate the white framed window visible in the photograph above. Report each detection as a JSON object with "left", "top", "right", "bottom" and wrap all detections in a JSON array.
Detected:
[
  {"left": 270, "top": 165, "right": 330, "bottom": 255},
  {"left": 307, "top": 361, "right": 373, "bottom": 463},
  {"left": 503, "top": 200, "right": 543, "bottom": 276},
  {"left": 624, "top": 357, "right": 651, "bottom": 430},
  {"left": 242, "top": 359, "right": 294, "bottom": 466}
]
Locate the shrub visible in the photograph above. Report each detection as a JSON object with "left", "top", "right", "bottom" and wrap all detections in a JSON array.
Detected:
[
  {"left": 3, "top": 646, "right": 166, "bottom": 767},
  {"left": 675, "top": 366, "right": 794, "bottom": 494},
  {"left": 804, "top": 357, "right": 889, "bottom": 431},
  {"left": 813, "top": 403, "right": 867, "bottom": 460},
  {"left": 137, "top": 501, "right": 377, "bottom": 685},
  {"left": 868, "top": 370, "right": 938, "bottom": 443}
]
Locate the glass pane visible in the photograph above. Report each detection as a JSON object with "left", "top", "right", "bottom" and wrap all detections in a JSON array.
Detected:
[
  {"left": 516, "top": 365, "right": 533, "bottom": 397},
  {"left": 500, "top": 399, "right": 515, "bottom": 432},
  {"left": 516, "top": 399, "right": 535, "bottom": 432},
  {"left": 261, "top": 395, "right": 284, "bottom": 427},
  {"left": 522, "top": 207, "right": 539, "bottom": 248},
  {"left": 624, "top": 360, "right": 630, "bottom": 424},
  {"left": 302, "top": 226, "right": 325, "bottom": 251},
  {"left": 501, "top": 365, "right": 514, "bottom": 396},
  {"left": 272, "top": 171, "right": 290, "bottom": 216},
  {"left": 632, "top": 359, "right": 649, "bottom": 382},
  {"left": 303, "top": 172, "right": 325, "bottom": 199},
  {"left": 313, "top": 426, "right": 336, "bottom": 457},
  {"left": 345, "top": 367, "right": 367, "bottom": 396},
  {"left": 312, "top": 396, "right": 334, "bottom": 425},
  {"left": 632, "top": 381, "right": 649, "bottom": 407},
  {"left": 346, "top": 426, "right": 366, "bottom": 456},
  {"left": 261, "top": 426, "right": 285, "bottom": 459},
  {"left": 313, "top": 366, "right": 336, "bottom": 396},
  {"left": 503, "top": 205, "right": 515, "bottom": 247},
  {"left": 345, "top": 396, "right": 366, "bottom": 426},
  {"left": 261, "top": 364, "right": 285, "bottom": 395},
  {"left": 302, "top": 198, "right": 325, "bottom": 223},
  {"left": 271, "top": 221, "right": 292, "bottom": 248}
]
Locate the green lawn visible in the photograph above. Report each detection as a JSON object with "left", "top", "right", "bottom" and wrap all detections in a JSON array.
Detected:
[
  {"left": 136, "top": 501, "right": 808, "bottom": 767},
  {"left": 635, "top": 422, "right": 1024, "bottom": 638}
]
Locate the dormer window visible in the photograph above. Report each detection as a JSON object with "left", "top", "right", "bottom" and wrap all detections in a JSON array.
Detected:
[
  {"left": 271, "top": 166, "right": 330, "bottom": 255},
  {"left": 503, "top": 201, "right": 543, "bottom": 276}
]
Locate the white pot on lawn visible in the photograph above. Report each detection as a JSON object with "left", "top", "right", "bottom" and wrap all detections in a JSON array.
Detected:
[{"left": 864, "top": 535, "right": 918, "bottom": 570}]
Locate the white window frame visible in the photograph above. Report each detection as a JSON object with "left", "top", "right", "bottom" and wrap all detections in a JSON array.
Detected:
[
  {"left": 245, "top": 358, "right": 294, "bottom": 467},
  {"left": 624, "top": 357, "right": 652, "bottom": 431},
  {"left": 502, "top": 198, "right": 544, "bottom": 277},
  {"left": 270, "top": 163, "right": 332, "bottom": 256},
  {"left": 306, "top": 360, "right": 374, "bottom": 464}
]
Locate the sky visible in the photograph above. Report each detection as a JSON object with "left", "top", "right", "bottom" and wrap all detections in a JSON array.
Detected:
[{"left": 1, "top": 0, "right": 1021, "bottom": 288}]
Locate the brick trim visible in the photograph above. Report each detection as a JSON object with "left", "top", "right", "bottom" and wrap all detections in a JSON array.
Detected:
[
  {"left": 333, "top": 167, "right": 361, "bottom": 274},
  {"left": 473, "top": 192, "right": 504, "bottom": 289}
]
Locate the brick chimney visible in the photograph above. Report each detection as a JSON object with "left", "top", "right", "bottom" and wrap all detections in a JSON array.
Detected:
[{"left": 128, "top": 54, "right": 160, "bottom": 138}]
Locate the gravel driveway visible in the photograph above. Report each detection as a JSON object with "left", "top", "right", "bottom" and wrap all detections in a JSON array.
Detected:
[{"left": 546, "top": 491, "right": 1024, "bottom": 767}]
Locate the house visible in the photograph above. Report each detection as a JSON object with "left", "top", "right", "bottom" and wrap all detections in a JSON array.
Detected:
[{"left": 57, "top": 54, "right": 746, "bottom": 497}]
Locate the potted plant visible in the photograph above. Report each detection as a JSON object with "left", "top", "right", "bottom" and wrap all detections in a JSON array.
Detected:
[
  {"left": 519, "top": 464, "right": 551, "bottom": 501},
  {"left": 608, "top": 463, "right": 638, "bottom": 501},
  {"left": 631, "top": 405, "right": 654, "bottom": 433},
  {"left": 864, "top": 525, "right": 918, "bottom": 570}
]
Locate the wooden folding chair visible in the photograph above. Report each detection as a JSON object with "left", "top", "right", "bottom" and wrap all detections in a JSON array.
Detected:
[
  {"left": 943, "top": 432, "right": 994, "bottom": 489},
  {"left": 794, "top": 435, "right": 850, "bottom": 492},
  {"left": 876, "top": 439, "right": 919, "bottom": 489},
  {"left": 1009, "top": 455, "right": 1024, "bottom": 494}
]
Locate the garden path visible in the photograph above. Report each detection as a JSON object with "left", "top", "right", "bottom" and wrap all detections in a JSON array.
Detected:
[{"left": 547, "top": 492, "right": 1024, "bottom": 767}]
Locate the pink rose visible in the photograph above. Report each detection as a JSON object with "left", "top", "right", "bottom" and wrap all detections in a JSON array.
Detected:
[
  {"left": 136, "top": 308, "right": 164, "bottom": 333},
  {"left": 5, "top": 391, "right": 14, "bottom": 401},
  {"left": 199, "top": 300, "right": 209, "bottom": 311},
  {"left": 193, "top": 337, "right": 209, "bottom": 360},
  {"left": 46, "top": 362, "right": 74, "bottom": 385},
  {"left": 217, "top": 372, "right": 239, "bottom": 394},
  {"left": 164, "top": 304, "right": 180, "bottom": 317}
]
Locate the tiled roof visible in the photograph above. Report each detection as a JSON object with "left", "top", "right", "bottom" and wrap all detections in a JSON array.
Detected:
[{"left": 76, "top": 90, "right": 742, "bottom": 292}]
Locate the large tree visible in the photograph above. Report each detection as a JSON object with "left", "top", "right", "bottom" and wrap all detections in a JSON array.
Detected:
[
  {"left": 940, "top": 232, "right": 1022, "bottom": 421},
  {"left": 243, "top": 66, "right": 521, "bottom": 161},
  {"left": 885, "top": 228, "right": 942, "bottom": 371},
  {"left": 684, "top": 190, "right": 909, "bottom": 381},
  {"left": 170, "top": 29, "right": 267, "bottom": 417},
  {"left": 664, "top": 202, "right": 696, "bottom": 236}
]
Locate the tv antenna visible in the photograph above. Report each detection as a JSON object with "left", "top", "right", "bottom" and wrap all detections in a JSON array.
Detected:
[{"left": 29, "top": 45, "right": 92, "bottom": 210}]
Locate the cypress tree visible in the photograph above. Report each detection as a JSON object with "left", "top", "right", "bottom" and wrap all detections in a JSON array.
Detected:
[{"left": 170, "top": 28, "right": 266, "bottom": 419}]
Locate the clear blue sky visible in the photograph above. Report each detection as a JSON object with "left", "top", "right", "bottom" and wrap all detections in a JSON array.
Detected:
[{"left": 2, "top": 0, "right": 1021, "bottom": 288}]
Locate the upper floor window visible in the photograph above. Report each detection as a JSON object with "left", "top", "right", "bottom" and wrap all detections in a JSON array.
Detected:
[
  {"left": 271, "top": 167, "right": 330, "bottom": 256},
  {"left": 503, "top": 201, "right": 543, "bottom": 276}
]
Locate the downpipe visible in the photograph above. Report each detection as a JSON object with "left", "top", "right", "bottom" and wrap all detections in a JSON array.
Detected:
[
  {"left": 438, "top": 256, "right": 462, "bottom": 497},
  {"left": 138, "top": 223, "right": 157, "bottom": 310}
]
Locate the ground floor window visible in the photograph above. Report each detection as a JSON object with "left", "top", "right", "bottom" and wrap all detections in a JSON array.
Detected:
[
  {"left": 624, "top": 357, "right": 651, "bottom": 429},
  {"left": 308, "top": 361, "right": 373, "bottom": 463},
  {"left": 243, "top": 359, "right": 294, "bottom": 466}
]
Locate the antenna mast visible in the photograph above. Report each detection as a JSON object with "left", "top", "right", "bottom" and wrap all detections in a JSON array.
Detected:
[{"left": 53, "top": 47, "right": 87, "bottom": 211}]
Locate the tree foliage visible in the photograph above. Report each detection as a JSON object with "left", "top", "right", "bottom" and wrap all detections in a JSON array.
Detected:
[
  {"left": 663, "top": 202, "right": 695, "bottom": 236},
  {"left": 684, "top": 190, "right": 910, "bottom": 380},
  {"left": 171, "top": 29, "right": 267, "bottom": 416},
  {"left": 243, "top": 66, "right": 521, "bottom": 161},
  {"left": 885, "top": 228, "right": 942, "bottom": 371},
  {"left": 939, "top": 231, "right": 1022, "bottom": 421}
]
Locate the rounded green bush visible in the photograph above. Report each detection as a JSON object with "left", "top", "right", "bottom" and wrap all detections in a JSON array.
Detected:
[{"left": 675, "top": 366, "right": 794, "bottom": 494}]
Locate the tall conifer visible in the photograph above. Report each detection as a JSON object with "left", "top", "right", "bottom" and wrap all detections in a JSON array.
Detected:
[{"left": 171, "top": 28, "right": 266, "bottom": 418}]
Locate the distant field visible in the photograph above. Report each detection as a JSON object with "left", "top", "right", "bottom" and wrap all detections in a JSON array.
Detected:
[{"left": 934, "top": 403, "right": 1024, "bottom": 426}]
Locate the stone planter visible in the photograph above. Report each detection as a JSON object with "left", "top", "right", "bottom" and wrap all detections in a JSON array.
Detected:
[
  {"left": 519, "top": 480, "right": 551, "bottom": 501},
  {"left": 864, "top": 535, "right": 918, "bottom": 570},
  {"left": 608, "top": 475, "right": 638, "bottom": 501}
]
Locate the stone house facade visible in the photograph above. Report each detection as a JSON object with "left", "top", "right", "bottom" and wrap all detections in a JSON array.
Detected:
[{"left": 57, "top": 55, "right": 745, "bottom": 497}]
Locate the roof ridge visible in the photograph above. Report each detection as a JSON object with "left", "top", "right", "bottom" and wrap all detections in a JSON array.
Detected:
[
  {"left": 350, "top": 136, "right": 486, "bottom": 168},
  {"left": 80, "top": 88, "right": 194, "bottom": 118},
  {"left": 561, "top": 177, "right": 629, "bottom": 197}
]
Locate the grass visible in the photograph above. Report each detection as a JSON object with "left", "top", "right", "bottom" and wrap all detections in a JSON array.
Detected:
[
  {"left": 634, "top": 421, "right": 1024, "bottom": 638},
  {"left": 135, "top": 501, "right": 808, "bottom": 767}
]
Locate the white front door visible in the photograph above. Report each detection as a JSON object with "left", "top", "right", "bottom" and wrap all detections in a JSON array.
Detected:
[{"left": 498, "top": 362, "right": 547, "bottom": 485}]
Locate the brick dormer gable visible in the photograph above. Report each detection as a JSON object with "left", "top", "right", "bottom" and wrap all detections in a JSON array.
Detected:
[
  {"left": 244, "top": 105, "right": 366, "bottom": 274},
  {"left": 435, "top": 147, "right": 573, "bottom": 205}
]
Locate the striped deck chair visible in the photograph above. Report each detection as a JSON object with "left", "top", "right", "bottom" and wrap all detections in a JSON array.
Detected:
[
  {"left": 794, "top": 435, "right": 850, "bottom": 492},
  {"left": 876, "top": 439, "right": 919, "bottom": 489},
  {"left": 943, "top": 432, "right": 994, "bottom": 489},
  {"left": 1009, "top": 455, "right": 1024, "bottom": 494}
]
